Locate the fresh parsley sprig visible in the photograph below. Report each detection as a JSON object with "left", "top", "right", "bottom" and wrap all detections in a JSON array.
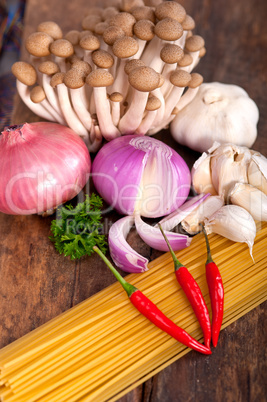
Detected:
[{"left": 50, "top": 194, "right": 107, "bottom": 260}]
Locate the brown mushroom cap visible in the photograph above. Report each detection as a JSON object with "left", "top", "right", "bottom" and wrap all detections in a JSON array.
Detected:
[
  {"left": 109, "top": 92, "right": 124, "bottom": 102},
  {"left": 182, "top": 15, "right": 196, "bottom": 31},
  {"left": 124, "top": 58, "right": 145, "bottom": 75},
  {"left": 160, "top": 44, "right": 184, "bottom": 64},
  {"left": 154, "top": 18, "right": 183, "bottom": 41},
  {"left": 64, "top": 30, "right": 80, "bottom": 46},
  {"left": 84, "top": 7, "right": 103, "bottom": 17},
  {"left": 185, "top": 35, "right": 205, "bottom": 52},
  {"left": 94, "top": 22, "right": 109, "bottom": 35},
  {"left": 64, "top": 69, "right": 85, "bottom": 89},
  {"left": 102, "top": 7, "right": 119, "bottom": 21},
  {"left": 79, "top": 34, "right": 101, "bottom": 51},
  {"left": 146, "top": 95, "right": 161, "bottom": 111},
  {"left": 133, "top": 19, "right": 155, "bottom": 41},
  {"left": 170, "top": 69, "right": 191, "bottom": 87},
  {"left": 11, "top": 61, "right": 37, "bottom": 86},
  {"left": 25, "top": 32, "right": 54, "bottom": 57},
  {"left": 112, "top": 36, "right": 139, "bottom": 58},
  {"left": 86, "top": 69, "right": 114, "bottom": 87},
  {"left": 82, "top": 15, "right": 102, "bottom": 31},
  {"left": 79, "top": 30, "right": 94, "bottom": 39},
  {"left": 155, "top": 1, "right": 186, "bottom": 23},
  {"left": 92, "top": 50, "right": 114, "bottom": 69},
  {"left": 128, "top": 66, "right": 160, "bottom": 92},
  {"left": 71, "top": 60, "right": 92, "bottom": 75},
  {"left": 178, "top": 53, "right": 193, "bottom": 67},
  {"left": 30, "top": 86, "right": 46, "bottom": 103},
  {"left": 38, "top": 61, "right": 60, "bottom": 75},
  {"left": 50, "top": 39, "right": 74, "bottom": 58},
  {"left": 199, "top": 47, "right": 207, "bottom": 58},
  {"left": 131, "top": 6, "right": 156, "bottom": 23},
  {"left": 50, "top": 72, "right": 64, "bottom": 88},
  {"left": 109, "top": 12, "right": 136, "bottom": 37},
  {"left": 158, "top": 74, "right": 165, "bottom": 88},
  {"left": 37, "top": 21, "right": 63, "bottom": 40},
  {"left": 120, "top": 0, "right": 144, "bottom": 12},
  {"left": 188, "top": 73, "right": 204, "bottom": 88},
  {"left": 102, "top": 26, "right": 125, "bottom": 46}
]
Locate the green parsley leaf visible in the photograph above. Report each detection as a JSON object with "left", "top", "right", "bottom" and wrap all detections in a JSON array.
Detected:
[{"left": 50, "top": 194, "right": 107, "bottom": 260}]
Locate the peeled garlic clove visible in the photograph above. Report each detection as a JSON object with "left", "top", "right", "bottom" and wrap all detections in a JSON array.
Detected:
[
  {"left": 181, "top": 195, "right": 224, "bottom": 234},
  {"left": 229, "top": 183, "right": 267, "bottom": 221},
  {"left": 108, "top": 215, "right": 148, "bottom": 273},
  {"left": 204, "top": 205, "right": 256, "bottom": 259},
  {"left": 191, "top": 152, "right": 217, "bottom": 195},
  {"left": 248, "top": 153, "right": 267, "bottom": 195},
  {"left": 210, "top": 143, "right": 251, "bottom": 200}
]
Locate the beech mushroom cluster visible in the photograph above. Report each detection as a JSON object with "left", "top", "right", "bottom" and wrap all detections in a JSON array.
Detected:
[{"left": 12, "top": 0, "right": 205, "bottom": 151}]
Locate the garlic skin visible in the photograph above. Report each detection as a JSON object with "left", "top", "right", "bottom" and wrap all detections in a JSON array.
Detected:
[
  {"left": 229, "top": 183, "right": 267, "bottom": 222},
  {"left": 170, "top": 82, "right": 259, "bottom": 152},
  {"left": 247, "top": 153, "right": 267, "bottom": 195},
  {"left": 204, "top": 205, "right": 256, "bottom": 259}
]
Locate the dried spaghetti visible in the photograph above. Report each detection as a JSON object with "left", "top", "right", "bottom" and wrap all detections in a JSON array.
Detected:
[{"left": 0, "top": 222, "right": 266, "bottom": 402}]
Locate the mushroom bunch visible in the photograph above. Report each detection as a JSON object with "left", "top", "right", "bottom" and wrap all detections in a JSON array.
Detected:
[{"left": 12, "top": 0, "right": 206, "bottom": 151}]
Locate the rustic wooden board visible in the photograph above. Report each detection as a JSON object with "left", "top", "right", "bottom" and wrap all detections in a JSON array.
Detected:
[{"left": 1, "top": 0, "right": 267, "bottom": 401}]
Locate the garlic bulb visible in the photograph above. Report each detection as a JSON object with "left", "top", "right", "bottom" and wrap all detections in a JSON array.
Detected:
[
  {"left": 170, "top": 82, "right": 259, "bottom": 152},
  {"left": 229, "top": 183, "right": 267, "bottom": 221},
  {"left": 204, "top": 205, "right": 256, "bottom": 259}
]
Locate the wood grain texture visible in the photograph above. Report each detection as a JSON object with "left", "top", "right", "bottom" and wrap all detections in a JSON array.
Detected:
[{"left": 1, "top": 0, "right": 267, "bottom": 401}]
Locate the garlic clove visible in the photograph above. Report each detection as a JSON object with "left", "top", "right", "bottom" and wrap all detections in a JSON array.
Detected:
[
  {"left": 181, "top": 195, "right": 224, "bottom": 234},
  {"left": 204, "top": 205, "right": 256, "bottom": 259},
  {"left": 191, "top": 152, "right": 217, "bottom": 195},
  {"left": 210, "top": 143, "right": 251, "bottom": 200},
  {"left": 247, "top": 153, "right": 267, "bottom": 195},
  {"left": 229, "top": 182, "right": 267, "bottom": 222},
  {"left": 108, "top": 215, "right": 149, "bottom": 273},
  {"left": 157, "top": 192, "right": 210, "bottom": 232},
  {"left": 135, "top": 213, "right": 192, "bottom": 252}
]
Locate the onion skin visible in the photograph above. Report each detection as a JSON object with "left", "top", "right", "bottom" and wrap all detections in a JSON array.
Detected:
[
  {"left": 0, "top": 122, "right": 91, "bottom": 215},
  {"left": 92, "top": 135, "right": 191, "bottom": 218}
]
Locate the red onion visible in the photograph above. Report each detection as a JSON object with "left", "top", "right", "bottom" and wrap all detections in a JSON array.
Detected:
[
  {"left": 92, "top": 135, "right": 191, "bottom": 218},
  {"left": 0, "top": 122, "right": 91, "bottom": 215}
]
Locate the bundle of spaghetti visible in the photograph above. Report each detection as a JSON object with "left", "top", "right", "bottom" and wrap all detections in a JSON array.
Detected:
[{"left": 0, "top": 222, "right": 266, "bottom": 402}]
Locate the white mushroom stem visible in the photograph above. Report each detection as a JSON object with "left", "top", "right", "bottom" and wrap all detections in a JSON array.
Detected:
[
  {"left": 16, "top": 80, "right": 57, "bottom": 121},
  {"left": 93, "top": 87, "right": 121, "bottom": 140},
  {"left": 70, "top": 88, "right": 92, "bottom": 131},
  {"left": 119, "top": 90, "right": 148, "bottom": 134},
  {"left": 136, "top": 110, "right": 157, "bottom": 135},
  {"left": 57, "top": 83, "right": 89, "bottom": 137},
  {"left": 51, "top": 73, "right": 88, "bottom": 138},
  {"left": 42, "top": 74, "right": 66, "bottom": 121},
  {"left": 149, "top": 87, "right": 165, "bottom": 127},
  {"left": 88, "top": 123, "right": 102, "bottom": 153},
  {"left": 30, "top": 86, "right": 66, "bottom": 124},
  {"left": 163, "top": 69, "right": 191, "bottom": 119},
  {"left": 110, "top": 101, "right": 121, "bottom": 126},
  {"left": 175, "top": 73, "right": 203, "bottom": 111}
]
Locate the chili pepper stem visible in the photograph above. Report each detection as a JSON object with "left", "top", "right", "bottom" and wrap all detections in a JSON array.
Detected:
[
  {"left": 201, "top": 224, "right": 213, "bottom": 264},
  {"left": 158, "top": 224, "right": 183, "bottom": 270},
  {"left": 93, "top": 246, "right": 137, "bottom": 297}
]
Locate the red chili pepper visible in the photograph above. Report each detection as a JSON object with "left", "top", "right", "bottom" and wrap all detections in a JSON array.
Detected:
[
  {"left": 158, "top": 224, "right": 211, "bottom": 349},
  {"left": 202, "top": 225, "right": 224, "bottom": 347},
  {"left": 93, "top": 246, "right": 211, "bottom": 355}
]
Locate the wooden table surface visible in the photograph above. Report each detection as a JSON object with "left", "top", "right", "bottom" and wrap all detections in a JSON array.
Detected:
[{"left": 1, "top": 0, "right": 267, "bottom": 401}]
